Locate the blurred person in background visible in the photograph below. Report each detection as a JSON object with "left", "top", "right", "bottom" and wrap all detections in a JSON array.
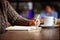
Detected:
[
  {"left": 0, "top": 0, "right": 39, "bottom": 34},
  {"left": 39, "top": 5, "right": 58, "bottom": 23},
  {"left": 19, "top": 2, "right": 33, "bottom": 19}
]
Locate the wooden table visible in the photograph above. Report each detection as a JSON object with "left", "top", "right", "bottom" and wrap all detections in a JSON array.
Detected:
[
  {"left": 0, "top": 27, "right": 60, "bottom": 40},
  {"left": 58, "top": 23, "right": 60, "bottom": 30}
]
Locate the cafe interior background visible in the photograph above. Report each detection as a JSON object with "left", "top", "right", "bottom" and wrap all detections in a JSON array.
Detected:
[
  {"left": 0, "top": 0, "right": 60, "bottom": 40},
  {"left": 8, "top": 0, "right": 60, "bottom": 25}
]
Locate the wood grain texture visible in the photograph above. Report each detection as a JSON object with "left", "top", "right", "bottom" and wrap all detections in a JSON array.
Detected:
[{"left": 0, "top": 28, "right": 60, "bottom": 40}]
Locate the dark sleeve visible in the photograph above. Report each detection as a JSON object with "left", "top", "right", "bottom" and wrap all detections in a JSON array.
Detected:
[{"left": 7, "top": 1, "right": 30, "bottom": 26}]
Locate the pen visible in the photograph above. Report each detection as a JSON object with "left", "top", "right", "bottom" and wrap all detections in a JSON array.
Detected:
[{"left": 34, "top": 14, "right": 40, "bottom": 27}]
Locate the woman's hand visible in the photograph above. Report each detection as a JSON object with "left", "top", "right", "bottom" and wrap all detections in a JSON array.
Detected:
[
  {"left": 29, "top": 19, "right": 35, "bottom": 26},
  {"left": 29, "top": 19, "right": 40, "bottom": 26}
]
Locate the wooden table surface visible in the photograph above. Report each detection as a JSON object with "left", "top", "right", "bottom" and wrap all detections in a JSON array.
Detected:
[{"left": 0, "top": 27, "right": 60, "bottom": 40}]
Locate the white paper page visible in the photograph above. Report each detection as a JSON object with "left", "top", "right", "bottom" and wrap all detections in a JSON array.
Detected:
[{"left": 6, "top": 26, "right": 41, "bottom": 31}]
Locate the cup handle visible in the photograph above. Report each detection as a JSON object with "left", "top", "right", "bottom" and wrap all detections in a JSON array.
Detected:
[{"left": 54, "top": 18, "right": 57, "bottom": 24}]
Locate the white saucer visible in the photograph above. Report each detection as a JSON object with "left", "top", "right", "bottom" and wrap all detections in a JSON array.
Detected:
[{"left": 40, "top": 25, "right": 58, "bottom": 27}]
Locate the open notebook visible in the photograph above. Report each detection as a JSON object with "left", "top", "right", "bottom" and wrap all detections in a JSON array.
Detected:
[{"left": 6, "top": 26, "right": 41, "bottom": 31}]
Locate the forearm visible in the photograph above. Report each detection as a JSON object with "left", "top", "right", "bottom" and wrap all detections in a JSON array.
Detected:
[
  {"left": 14, "top": 17, "right": 30, "bottom": 26},
  {"left": 7, "top": 1, "right": 30, "bottom": 26}
]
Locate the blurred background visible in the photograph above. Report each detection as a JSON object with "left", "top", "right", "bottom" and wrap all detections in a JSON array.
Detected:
[{"left": 8, "top": 0, "right": 60, "bottom": 19}]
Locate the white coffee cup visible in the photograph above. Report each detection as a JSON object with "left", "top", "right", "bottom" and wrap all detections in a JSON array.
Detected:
[{"left": 44, "top": 16, "right": 54, "bottom": 26}]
